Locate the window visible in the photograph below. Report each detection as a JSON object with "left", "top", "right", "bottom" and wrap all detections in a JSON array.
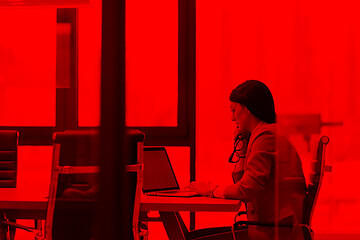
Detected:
[
  {"left": 0, "top": 8, "right": 56, "bottom": 126},
  {"left": 125, "top": 0, "right": 178, "bottom": 127},
  {"left": 78, "top": 1, "right": 102, "bottom": 127}
]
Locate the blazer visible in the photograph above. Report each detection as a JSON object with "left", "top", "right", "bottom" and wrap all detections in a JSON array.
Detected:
[{"left": 224, "top": 121, "right": 306, "bottom": 239}]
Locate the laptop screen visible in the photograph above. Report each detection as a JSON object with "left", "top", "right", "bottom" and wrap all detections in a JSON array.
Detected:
[{"left": 143, "top": 147, "right": 180, "bottom": 193}]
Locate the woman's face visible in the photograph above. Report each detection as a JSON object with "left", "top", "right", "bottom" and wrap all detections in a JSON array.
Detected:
[{"left": 230, "top": 102, "right": 250, "bottom": 131}]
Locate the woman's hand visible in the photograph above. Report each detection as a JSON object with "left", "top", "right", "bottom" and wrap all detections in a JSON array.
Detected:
[
  {"left": 187, "top": 181, "right": 213, "bottom": 196},
  {"left": 234, "top": 128, "right": 250, "bottom": 141},
  {"left": 234, "top": 127, "right": 243, "bottom": 140}
]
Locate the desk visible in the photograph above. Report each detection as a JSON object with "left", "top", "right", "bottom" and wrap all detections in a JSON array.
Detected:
[
  {"left": 140, "top": 195, "right": 241, "bottom": 239},
  {"left": 0, "top": 147, "right": 241, "bottom": 238},
  {"left": 0, "top": 169, "right": 49, "bottom": 219},
  {"left": 141, "top": 195, "right": 240, "bottom": 212},
  {"left": 0, "top": 147, "right": 52, "bottom": 219},
  {"left": 0, "top": 146, "right": 96, "bottom": 221}
]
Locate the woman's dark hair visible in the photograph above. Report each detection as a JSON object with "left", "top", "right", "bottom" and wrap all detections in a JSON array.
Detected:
[{"left": 229, "top": 80, "right": 276, "bottom": 124}]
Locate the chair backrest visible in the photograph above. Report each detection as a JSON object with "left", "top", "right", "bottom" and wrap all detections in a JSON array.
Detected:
[
  {"left": 45, "top": 130, "right": 99, "bottom": 240},
  {"left": 125, "top": 129, "right": 145, "bottom": 240},
  {"left": 45, "top": 129, "right": 145, "bottom": 240},
  {"left": 54, "top": 130, "right": 98, "bottom": 196},
  {"left": 0, "top": 130, "right": 18, "bottom": 188},
  {"left": 303, "top": 135, "right": 330, "bottom": 226}
]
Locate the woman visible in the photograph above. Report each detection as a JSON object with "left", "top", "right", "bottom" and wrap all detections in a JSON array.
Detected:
[{"left": 189, "top": 80, "right": 306, "bottom": 240}]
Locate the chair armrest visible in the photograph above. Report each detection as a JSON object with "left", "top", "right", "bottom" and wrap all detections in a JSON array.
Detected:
[
  {"left": 233, "top": 220, "right": 314, "bottom": 235},
  {"left": 126, "top": 164, "right": 143, "bottom": 172},
  {"left": 56, "top": 165, "right": 143, "bottom": 174},
  {"left": 234, "top": 220, "right": 293, "bottom": 228},
  {"left": 55, "top": 166, "right": 99, "bottom": 174}
]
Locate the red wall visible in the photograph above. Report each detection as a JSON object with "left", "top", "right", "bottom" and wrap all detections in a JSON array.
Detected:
[
  {"left": 196, "top": 0, "right": 360, "bottom": 236},
  {"left": 1, "top": 0, "right": 360, "bottom": 239}
]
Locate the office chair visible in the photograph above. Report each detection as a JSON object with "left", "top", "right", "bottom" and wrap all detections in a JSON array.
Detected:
[
  {"left": 0, "top": 130, "right": 147, "bottom": 240},
  {"left": 0, "top": 130, "right": 99, "bottom": 240},
  {"left": 126, "top": 129, "right": 148, "bottom": 240},
  {"left": 0, "top": 131, "right": 18, "bottom": 240},
  {"left": 0, "top": 130, "right": 18, "bottom": 188},
  {"left": 232, "top": 135, "right": 331, "bottom": 240}
]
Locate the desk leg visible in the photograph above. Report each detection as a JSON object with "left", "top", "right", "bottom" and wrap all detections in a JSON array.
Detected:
[
  {"left": 140, "top": 211, "right": 189, "bottom": 240},
  {"left": 159, "top": 211, "right": 188, "bottom": 240},
  {"left": 34, "top": 220, "right": 44, "bottom": 240},
  {"left": 138, "top": 213, "right": 149, "bottom": 240},
  {"left": 143, "top": 223, "right": 149, "bottom": 240}
]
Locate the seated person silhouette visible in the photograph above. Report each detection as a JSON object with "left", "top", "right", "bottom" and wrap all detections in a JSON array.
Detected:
[{"left": 188, "top": 80, "right": 306, "bottom": 240}]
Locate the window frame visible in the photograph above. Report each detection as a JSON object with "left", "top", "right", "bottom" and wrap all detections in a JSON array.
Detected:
[
  {"left": 126, "top": 0, "right": 196, "bottom": 230},
  {"left": 0, "top": 8, "right": 94, "bottom": 145},
  {"left": 127, "top": 0, "right": 195, "bottom": 148},
  {"left": 0, "top": 0, "right": 197, "bottom": 231}
]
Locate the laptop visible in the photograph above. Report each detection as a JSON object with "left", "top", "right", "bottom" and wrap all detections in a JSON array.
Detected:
[{"left": 143, "top": 147, "right": 200, "bottom": 197}]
